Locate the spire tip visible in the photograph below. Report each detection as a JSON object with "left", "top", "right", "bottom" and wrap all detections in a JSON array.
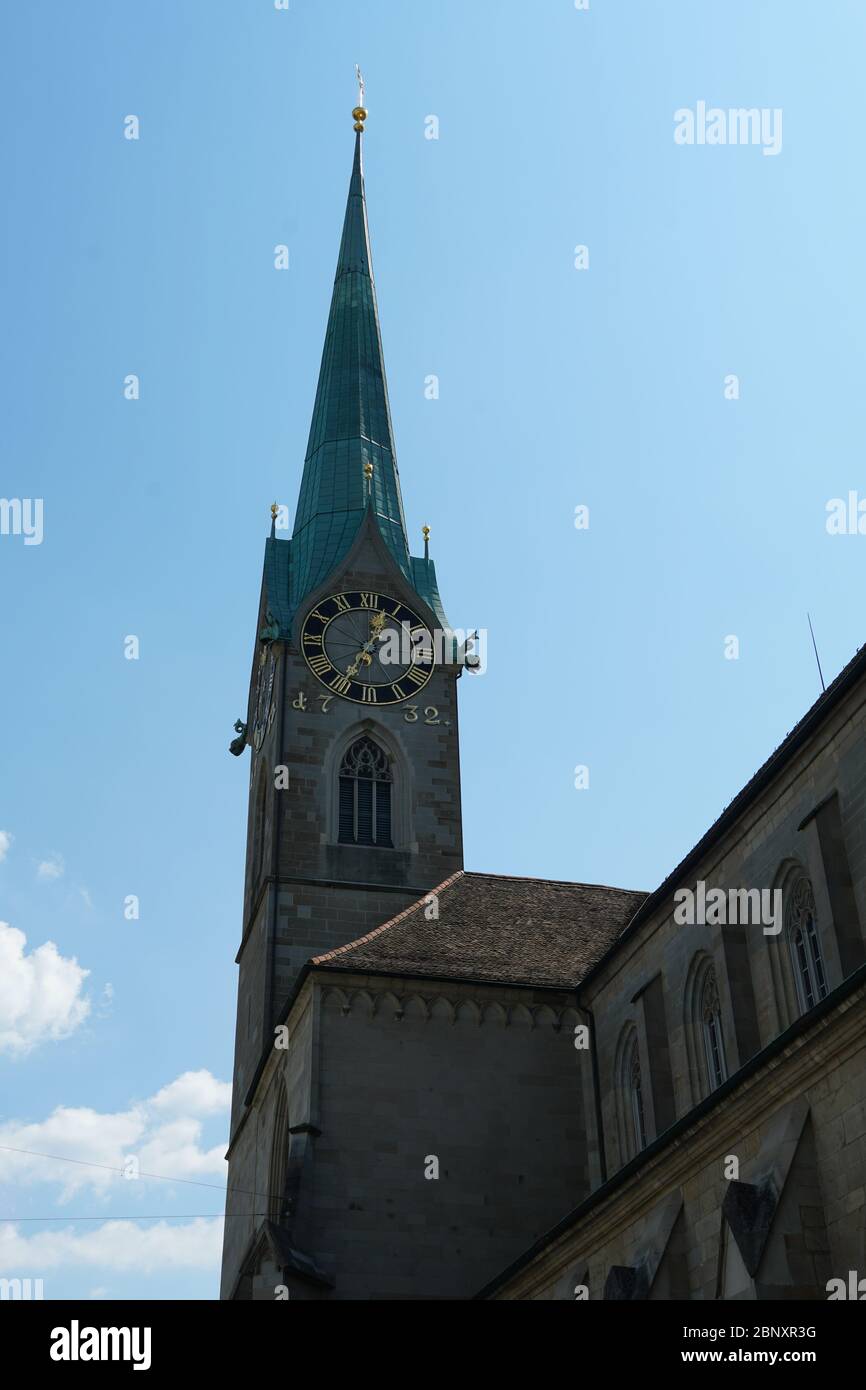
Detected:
[{"left": 354, "top": 65, "right": 367, "bottom": 131}]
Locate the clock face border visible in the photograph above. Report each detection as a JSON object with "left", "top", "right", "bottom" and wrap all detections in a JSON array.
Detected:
[
  {"left": 300, "top": 589, "right": 436, "bottom": 706},
  {"left": 253, "top": 650, "right": 276, "bottom": 750}
]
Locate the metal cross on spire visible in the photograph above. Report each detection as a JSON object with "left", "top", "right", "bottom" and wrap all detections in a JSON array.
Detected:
[{"left": 352, "top": 66, "right": 368, "bottom": 132}]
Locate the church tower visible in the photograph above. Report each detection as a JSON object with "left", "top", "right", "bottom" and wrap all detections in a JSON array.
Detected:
[
  {"left": 221, "top": 99, "right": 597, "bottom": 1305},
  {"left": 225, "top": 102, "right": 465, "bottom": 1149}
]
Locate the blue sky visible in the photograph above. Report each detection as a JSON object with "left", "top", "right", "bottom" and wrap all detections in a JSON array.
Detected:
[{"left": 1, "top": 0, "right": 864, "bottom": 1300}]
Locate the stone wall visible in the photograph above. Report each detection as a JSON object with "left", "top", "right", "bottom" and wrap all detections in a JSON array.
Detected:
[
  {"left": 223, "top": 975, "right": 584, "bottom": 1300},
  {"left": 490, "top": 981, "right": 866, "bottom": 1299}
]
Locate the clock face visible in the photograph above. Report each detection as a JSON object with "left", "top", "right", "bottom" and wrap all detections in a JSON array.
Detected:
[
  {"left": 300, "top": 590, "right": 435, "bottom": 705},
  {"left": 253, "top": 650, "right": 276, "bottom": 750}
]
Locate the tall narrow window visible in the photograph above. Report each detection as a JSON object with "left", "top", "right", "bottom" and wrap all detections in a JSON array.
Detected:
[
  {"left": 268, "top": 1082, "right": 290, "bottom": 1225},
  {"left": 700, "top": 967, "right": 727, "bottom": 1090},
  {"left": 626, "top": 1034, "right": 647, "bottom": 1155},
  {"left": 786, "top": 876, "right": 827, "bottom": 1013},
  {"left": 252, "top": 767, "right": 267, "bottom": 884},
  {"left": 338, "top": 736, "right": 393, "bottom": 847}
]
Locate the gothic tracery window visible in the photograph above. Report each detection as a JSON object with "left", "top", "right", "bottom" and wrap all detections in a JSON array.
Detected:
[
  {"left": 785, "top": 875, "right": 828, "bottom": 1013},
  {"left": 700, "top": 967, "right": 727, "bottom": 1091},
  {"left": 338, "top": 736, "right": 393, "bottom": 847},
  {"left": 621, "top": 1030, "right": 647, "bottom": 1159}
]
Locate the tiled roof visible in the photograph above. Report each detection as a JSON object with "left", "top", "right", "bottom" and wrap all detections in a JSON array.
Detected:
[{"left": 311, "top": 870, "right": 648, "bottom": 989}]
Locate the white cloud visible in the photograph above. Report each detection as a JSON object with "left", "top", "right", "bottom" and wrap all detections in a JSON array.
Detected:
[
  {"left": 79, "top": 887, "right": 93, "bottom": 910},
  {"left": 0, "top": 831, "right": 12, "bottom": 863},
  {"left": 0, "top": 1070, "right": 230, "bottom": 1200},
  {"left": 0, "top": 1218, "right": 222, "bottom": 1274},
  {"left": 37, "top": 854, "right": 64, "bottom": 881},
  {"left": 0, "top": 922, "right": 90, "bottom": 1055},
  {"left": 148, "top": 1070, "right": 232, "bottom": 1118}
]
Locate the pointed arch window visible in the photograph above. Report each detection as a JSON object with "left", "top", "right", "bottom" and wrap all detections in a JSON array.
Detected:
[
  {"left": 786, "top": 876, "right": 828, "bottom": 1013},
  {"left": 618, "top": 1029, "right": 647, "bottom": 1161},
  {"left": 268, "top": 1082, "right": 290, "bottom": 1225},
  {"left": 252, "top": 765, "right": 267, "bottom": 885},
  {"left": 628, "top": 1037, "right": 647, "bottom": 1154},
  {"left": 700, "top": 967, "right": 727, "bottom": 1091},
  {"left": 338, "top": 736, "right": 393, "bottom": 847}
]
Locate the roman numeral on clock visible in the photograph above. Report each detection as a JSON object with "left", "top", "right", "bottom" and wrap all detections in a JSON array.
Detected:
[{"left": 309, "top": 655, "right": 332, "bottom": 677}]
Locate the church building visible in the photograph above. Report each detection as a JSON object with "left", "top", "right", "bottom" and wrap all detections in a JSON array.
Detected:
[{"left": 220, "top": 105, "right": 866, "bottom": 1301}]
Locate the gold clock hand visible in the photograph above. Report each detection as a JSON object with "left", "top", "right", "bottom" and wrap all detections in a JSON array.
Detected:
[{"left": 346, "top": 649, "right": 374, "bottom": 677}]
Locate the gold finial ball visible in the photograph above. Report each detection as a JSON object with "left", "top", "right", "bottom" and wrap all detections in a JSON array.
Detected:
[
  {"left": 353, "top": 106, "right": 368, "bottom": 121},
  {"left": 270, "top": 501, "right": 279, "bottom": 519},
  {"left": 422, "top": 525, "right": 430, "bottom": 539},
  {"left": 363, "top": 462, "right": 374, "bottom": 479}
]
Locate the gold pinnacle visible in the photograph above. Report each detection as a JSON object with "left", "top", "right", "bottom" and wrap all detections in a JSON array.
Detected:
[
  {"left": 364, "top": 462, "right": 374, "bottom": 480},
  {"left": 422, "top": 526, "right": 430, "bottom": 540},
  {"left": 270, "top": 502, "right": 279, "bottom": 519}
]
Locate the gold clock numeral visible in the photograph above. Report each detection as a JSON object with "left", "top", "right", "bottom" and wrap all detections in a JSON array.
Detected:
[{"left": 303, "top": 591, "right": 433, "bottom": 705}]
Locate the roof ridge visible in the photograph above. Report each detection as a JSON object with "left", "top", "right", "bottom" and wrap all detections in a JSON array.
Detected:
[
  {"left": 461, "top": 870, "right": 646, "bottom": 895},
  {"left": 311, "top": 869, "right": 465, "bottom": 965}
]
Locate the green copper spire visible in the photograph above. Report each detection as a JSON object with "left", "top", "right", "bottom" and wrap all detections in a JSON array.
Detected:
[{"left": 290, "top": 113, "right": 411, "bottom": 610}]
